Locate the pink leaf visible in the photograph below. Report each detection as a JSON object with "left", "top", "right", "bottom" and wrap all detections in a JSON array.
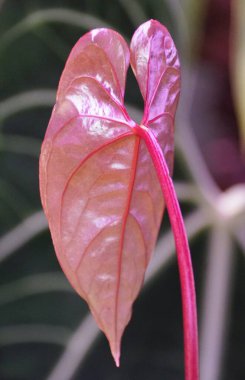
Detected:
[
  {"left": 130, "top": 20, "right": 180, "bottom": 175},
  {"left": 39, "top": 20, "right": 198, "bottom": 379}
]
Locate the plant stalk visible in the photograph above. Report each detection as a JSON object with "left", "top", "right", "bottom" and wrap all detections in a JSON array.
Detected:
[{"left": 137, "top": 125, "right": 199, "bottom": 380}]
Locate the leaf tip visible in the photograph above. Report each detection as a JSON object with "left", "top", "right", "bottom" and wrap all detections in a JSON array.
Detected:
[
  {"left": 109, "top": 339, "right": 121, "bottom": 367},
  {"left": 114, "top": 352, "right": 120, "bottom": 368}
]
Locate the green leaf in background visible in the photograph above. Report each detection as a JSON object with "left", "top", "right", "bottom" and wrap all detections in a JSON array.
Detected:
[
  {"left": 184, "top": 0, "right": 207, "bottom": 58},
  {"left": 231, "top": 0, "right": 245, "bottom": 149}
]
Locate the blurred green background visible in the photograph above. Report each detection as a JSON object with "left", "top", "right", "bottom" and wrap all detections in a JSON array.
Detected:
[{"left": 0, "top": 1, "right": 245, "bottom": 379}]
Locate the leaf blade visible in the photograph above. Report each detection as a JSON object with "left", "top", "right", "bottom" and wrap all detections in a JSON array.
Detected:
[
  {"left": 39, "top": 27, "right": 165, "bottom": 363},
  {"left": 130, "top": 20, "right": 180, "bottom": 174},
  {"left": 39, "top": 23, "right": 182, "bottom": 366}
]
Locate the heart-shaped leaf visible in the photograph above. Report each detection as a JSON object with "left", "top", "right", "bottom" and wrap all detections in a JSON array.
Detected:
[{"left": 40, "top": 21, "right": 198, "bottom": 377}]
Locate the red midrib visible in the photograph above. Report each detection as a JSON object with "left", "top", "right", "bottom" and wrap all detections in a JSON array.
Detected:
[{"left": 114, "top": 135, "right": 141, "bottom": 348}]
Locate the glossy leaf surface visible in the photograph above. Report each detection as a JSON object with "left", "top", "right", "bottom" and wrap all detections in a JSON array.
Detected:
[{"left": 39, "top": 20, "right": 180, "bottom": 365}]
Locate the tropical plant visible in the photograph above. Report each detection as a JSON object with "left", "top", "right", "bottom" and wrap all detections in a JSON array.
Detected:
[{"left": 0, "top": 1, "right": 244, "bottom": 380}]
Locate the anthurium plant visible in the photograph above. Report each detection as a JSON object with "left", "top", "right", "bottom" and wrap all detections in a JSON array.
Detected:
[{"left": 39, "top": 20, "right": 199, "bottom": 380}]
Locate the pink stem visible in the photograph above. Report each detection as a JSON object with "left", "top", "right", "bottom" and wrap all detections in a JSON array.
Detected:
[{"left": 136, "top": 125, "right": 199, "bottom": 380}]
